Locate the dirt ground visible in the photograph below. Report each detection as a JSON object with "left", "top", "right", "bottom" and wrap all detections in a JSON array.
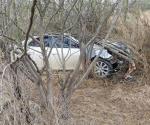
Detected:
[
  {"left": 70, "top": 78, "right": 150, "bottom": 125},
  {"left": 0, "top": 62, "right": 150, "bottom": 125}
]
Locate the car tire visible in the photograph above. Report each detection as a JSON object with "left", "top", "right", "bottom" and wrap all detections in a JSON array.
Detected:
[{"left": 92, "top": 58, "right": 113, "bottom": 78}]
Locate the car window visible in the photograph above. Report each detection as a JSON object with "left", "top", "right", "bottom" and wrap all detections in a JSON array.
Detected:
[
  {"left": 52, "top": 36, "right": 62, "bottom": 48},
  {"left": 28, "top": 35, "right": 79, "bottom": 48},
  {"left": 63, "top": 37, "right": 70, "bottom": 48},
  {"left": 28, "top": 38, "right": 40, "bottom": 47},
  {"left": 29, "top": 36, "right": 57, "bottom": 48},
  {"left": 70, "top": 39, "right": 79, "bottom": 48},
  {"left": 51, "top": 36, "right": 68, "bottom": 48},
  {"left": 64, "top": 37, "right": 79, "bottom": 48},
  {"left": 44, "top": 35, "right": 54, "bottom": 47}
]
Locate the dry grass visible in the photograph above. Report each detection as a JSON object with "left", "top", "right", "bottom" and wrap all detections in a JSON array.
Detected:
[
  {"left": 0, "top": 60, "right": 149, "bottom": 125},
  {"left": 0, "top": 10, "right": 150, "bottom": 125},
  {"left": 70, "top": 77, "right": 150, "bottom": 125}
]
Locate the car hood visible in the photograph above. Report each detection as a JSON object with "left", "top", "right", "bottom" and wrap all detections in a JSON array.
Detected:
[{"left": 93, "top": 44, "right": 112, "bottom": 59}]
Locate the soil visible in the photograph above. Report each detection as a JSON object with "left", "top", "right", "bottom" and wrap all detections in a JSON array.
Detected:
[
  {"left": 0, "top": 62, "right": 150, "bottom": 125},
  {"left": 70, "top": 78, "right": 150, "bottom": 125}
]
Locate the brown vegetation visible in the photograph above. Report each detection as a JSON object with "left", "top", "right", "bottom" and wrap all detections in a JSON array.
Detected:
[{"left": 0, "top": 0, "right": 150, "bottom": 125}]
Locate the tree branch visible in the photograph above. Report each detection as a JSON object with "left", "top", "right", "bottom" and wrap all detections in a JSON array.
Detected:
[{"left": 24, "top": 0, "right": 37, "bottom": 54}]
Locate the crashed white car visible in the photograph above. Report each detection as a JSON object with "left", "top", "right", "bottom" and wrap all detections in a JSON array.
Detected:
[{"left": 12, "top": 34, "right": 132, "bottom": 78}]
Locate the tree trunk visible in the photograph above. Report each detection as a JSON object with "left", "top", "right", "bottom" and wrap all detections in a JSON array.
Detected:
[
  {"left": 143, "top": 41, "right": 150, "bottom": 72},
  {"left": 58, "top": 90, "right": 71, "bottom": 125}
]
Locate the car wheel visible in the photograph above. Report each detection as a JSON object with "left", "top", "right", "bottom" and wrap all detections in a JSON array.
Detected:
[{"left": 93, "top": 58, "right": 113, "bottom": 78}]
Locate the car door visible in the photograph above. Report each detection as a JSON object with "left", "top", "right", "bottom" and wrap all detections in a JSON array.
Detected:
[
  {"left": 27, "top": 36, "right": 61, "bottom": 70},
  {"left": 63, "top": 36, "right": 80, "bottom": 70},
  {"left": 27, "top": 36, "right": 64, "bottom": 70},
  {"left": 47, "top": 35, "right": 71, "bottom": 70},
  {"left": 44, "top": 35, "right": 62, "bottom": 70},
  {"left": 27, "top": 37, "right": 44, "bottom": 70},
  {"left": 46, "top": 35, "right": 80, "bottom": 70}
]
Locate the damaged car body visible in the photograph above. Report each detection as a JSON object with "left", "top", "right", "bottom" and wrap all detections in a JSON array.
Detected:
[
  {"left": 11, "top": 34, "right": 136, "bottom": 79},
  {"left": 91, "top": 40, "right": 136, "bottom": 79}
]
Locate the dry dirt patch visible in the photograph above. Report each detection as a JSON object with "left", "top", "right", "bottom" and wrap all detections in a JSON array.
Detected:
[
  {"left": 70, "top": 79, "right": 150, "bottom": 125},
  {"left": 0, "top": 62, "right": 150, "bottom": 125}
]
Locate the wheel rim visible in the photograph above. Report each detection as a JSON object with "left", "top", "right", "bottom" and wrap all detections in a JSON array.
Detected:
[{"left": 94, "top": 61, "right": 110, "bottom": 78}]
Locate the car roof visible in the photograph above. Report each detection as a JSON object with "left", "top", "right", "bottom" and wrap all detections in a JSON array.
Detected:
[
  {"left": 32, "top": 33, "right": 71, "bottom": 37},
  {"left": 29, "top": 34, "right": 79, "bottom": 43}
]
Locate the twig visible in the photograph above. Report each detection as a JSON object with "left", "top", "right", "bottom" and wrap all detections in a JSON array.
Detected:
[
  {"left": 74, "top": 0, "right": 122, "bottom": 90},
  {"left": 24, "top": 0, "right": 37, "bottom": 54}
]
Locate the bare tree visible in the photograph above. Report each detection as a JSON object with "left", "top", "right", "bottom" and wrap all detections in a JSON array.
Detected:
[{"left": 0, "top": 0, "right": 141, "bottom": 125}]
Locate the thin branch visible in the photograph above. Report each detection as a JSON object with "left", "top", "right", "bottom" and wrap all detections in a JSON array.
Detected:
[
  {"left": 64, "top": 0, "right": 121, "bottom": 91},
  {"left": 24, "top": 0, "right": 37, "bottom": 54},
  {"left": 45, "top": 5, "right": 63, "bottom": 33},
  {"left": 73, "top": 0, "right": 122, "bottom": 91},
  {"left": 63, "top": 0, "right": 79, "bottom": 27},
  {"left": 85, "top": 0, "right": 121, "bottom": 48}
]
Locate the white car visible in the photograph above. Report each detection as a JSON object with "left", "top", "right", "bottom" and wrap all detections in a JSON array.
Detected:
[{"left": 12, "top": 34, "right": 131, "bottom": 78}]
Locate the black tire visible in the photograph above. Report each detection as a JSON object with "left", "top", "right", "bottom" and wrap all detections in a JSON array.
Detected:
[{"left": 92, "top": 58, "right": 113, "bottom": 78}]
